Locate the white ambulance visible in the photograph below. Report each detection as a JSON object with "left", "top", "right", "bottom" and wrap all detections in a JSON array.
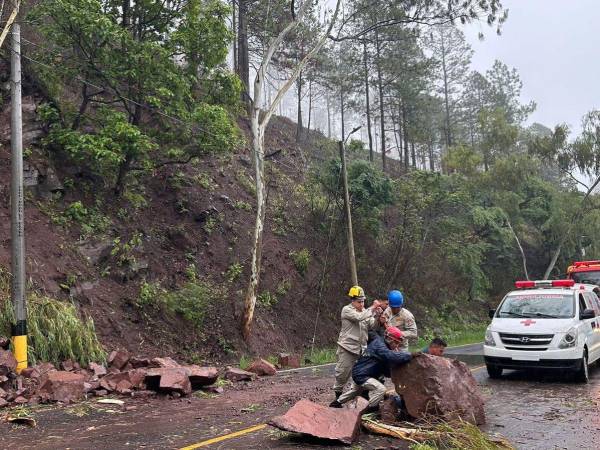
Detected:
[{"left": 484, "top": 279, "right": 600, "bottom": 382}]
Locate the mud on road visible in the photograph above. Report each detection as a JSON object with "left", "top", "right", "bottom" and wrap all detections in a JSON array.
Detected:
[{"left": 1, "top": 354, "right": 600, "bottom": 450}]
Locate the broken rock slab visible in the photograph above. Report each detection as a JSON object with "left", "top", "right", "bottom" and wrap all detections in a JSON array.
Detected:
[
  {"left": 247, "top": 359, "right": 277, "bottom": 376},
  {"left": 37, "top": 371, "right": 85, "bottom": 404},
  {"left": 89, "top": 362, "right": 107, "bottom": 378},
  {"left": 151, "top": 357, "right": 180, "bottom": 368},
  {"left": 100, "top": 369, "right": 147, "bottom": 393},
  {"left": 392, "top": 353, "right": 486, "bottom": 425},
  {"left": 183, "top": 366, "right": 218, "bottom": 388},
  {"left": 269, "top": 399, "right": 365, "bottom": 445},
  {"left": 224, "top": 367, "right": 256, "bottom": 382},
  {"left": 145, "top": 368, "right": 191, "bottom": 395},
  {"left": 108, "top": 350, "right": 130, "bottom": 370}
]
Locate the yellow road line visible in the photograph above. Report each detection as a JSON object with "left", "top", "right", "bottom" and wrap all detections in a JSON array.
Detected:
[
  {"left": 179, "top": 424, "right": 268, "bottom": 449},
  {"left": 179, "top": 364, "right": 485, "bottom": 449}
]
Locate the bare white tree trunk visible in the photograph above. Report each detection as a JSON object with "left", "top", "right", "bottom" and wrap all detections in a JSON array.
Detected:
[
  {"left": 506, "top": 218, "right": 529, "bottom": 280},
  {"left": 242, "top": 0, "right": 342, "bottom": 339}
]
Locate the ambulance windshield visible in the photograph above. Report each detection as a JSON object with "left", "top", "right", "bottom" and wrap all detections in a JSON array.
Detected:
[{"left": 498, "top": 294, "right": 574, "bottom": 319}]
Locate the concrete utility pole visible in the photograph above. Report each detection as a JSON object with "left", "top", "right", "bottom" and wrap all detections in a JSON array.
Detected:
[
  {"left": 339, "top": 140, "right": 358, "bottom": 286},
  {"left": 10, "top": 23, "right": 27, "bottom": 373}
]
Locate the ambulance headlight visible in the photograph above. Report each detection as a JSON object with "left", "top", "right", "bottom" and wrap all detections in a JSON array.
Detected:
[
  {"left": 559, "top": 328, "right": 578, "bottom": 349},
  {"left": 485, "top": 328, "right": 496, "bottom": 347}
]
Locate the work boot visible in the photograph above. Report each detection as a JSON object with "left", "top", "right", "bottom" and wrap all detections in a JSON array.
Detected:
[
  {"left": 334, "top": 391, "right": 342, "bottom": 400},
  {"left": 329, "top": 399, "right": 343, "bottom": 408}
]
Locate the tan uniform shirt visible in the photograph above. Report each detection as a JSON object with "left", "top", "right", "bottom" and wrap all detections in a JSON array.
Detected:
[
  {"left": 337, "top": 304, "right": 375, "bottom": 355},
  {"left": 384, "top": 307, "right": 417, "bottom": 349}
]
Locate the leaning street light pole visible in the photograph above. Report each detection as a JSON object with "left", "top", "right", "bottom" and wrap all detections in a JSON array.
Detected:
[
  {"left": 339, "top": 140, "right": 358, "bottom": 286},
  {"left": 10, "top": 23, "right": 27, "bottom": 373},
  {"left": 338, "top": 126, "right": 361, "bottom": 287}
]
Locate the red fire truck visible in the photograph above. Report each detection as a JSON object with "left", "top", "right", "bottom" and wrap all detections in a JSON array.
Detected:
[{"left": 566, "top": 260, "right": 600, "bottom": 285}]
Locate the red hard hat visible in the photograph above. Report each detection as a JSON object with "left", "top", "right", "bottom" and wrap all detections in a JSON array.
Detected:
[{"left": 385, "top": 326, "right": 404, "bottom": 341}]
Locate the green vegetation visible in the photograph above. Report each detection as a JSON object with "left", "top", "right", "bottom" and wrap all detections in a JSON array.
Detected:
[
  {"left": 257, "top": 291, "right": 278, "bottom": 308},
  {"left": 304, "top": 347, "right": 336, "bottom": 365},
  {"left": 225, "top": 262, "right": 243, "bottom": 283},
  {"left": 0, "top": 269, "right": 105, "bottom": 366},
  {"left": 289, "top": 249, "right": 311, "bottom": 276},
  {"left": 111, "top": 232, "right": 143, "bottom": 267},
  {"left": 31, "top": 0, "right": 240, "bottom": 195},
  {"left": 236, "top": 170, "right": 256, "bottom": 197},
  {"left": 137, "top": 278, "right": 223, "bottom": 332},
  {"left": 137, "top": 281, "right": 165, "bottom": 310},
  {"left": 412, "top": 325, "right": 486, "bottom": 352},
  {"left": 239, "top": 355, "right": 251, "bottom": 370},
  {"left": 234, "top": 200, "right": 252, "bottom": 211},
  {"left": 411, "top": 419, "right": 513, "bottom": 449}
]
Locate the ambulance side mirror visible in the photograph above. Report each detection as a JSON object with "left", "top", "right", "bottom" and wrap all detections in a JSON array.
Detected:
[
  {"left": 580, "top": 309, "right": 595, "bottom": 320},
  {"left": 488, "top": 309, "right": 496, "bottom": 319}
]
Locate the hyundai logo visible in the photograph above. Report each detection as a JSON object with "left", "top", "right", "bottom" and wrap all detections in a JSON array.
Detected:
[{"left": 520, "top": 337, "right": 530, "bottom": 343}]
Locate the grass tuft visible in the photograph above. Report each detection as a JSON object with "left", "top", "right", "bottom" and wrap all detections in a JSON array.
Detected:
[{"left": 0, "top": 268, "right": 106, "bottom": 366}]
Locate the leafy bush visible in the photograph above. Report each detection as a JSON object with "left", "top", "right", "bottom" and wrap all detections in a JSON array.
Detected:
[
  {"left": 164, "top": 279, "right": 224, "bottom": 331},
  {"left": 290, "top": 249, "right": 311, "bottom": 276},
  {"left": 0, "top": 269, "right": 105, "bottom": 366},
  {"left": 137, "top": 281, "right": 166, "bottom": 309}
]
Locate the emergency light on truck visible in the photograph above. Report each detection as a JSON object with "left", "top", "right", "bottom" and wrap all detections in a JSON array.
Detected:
[{"left": 514, "top": 280, "right": 575, "bottom": 289}]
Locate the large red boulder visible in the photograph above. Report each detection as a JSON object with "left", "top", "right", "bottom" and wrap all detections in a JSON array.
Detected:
[
  {"left": 0, "top": 349, "right": 17, "bottom": 375},
  {"left": 269, "top": 399, "right": 365, "bottom": 444},
  {"left": 392, "top": 354, "right": 485, "bottom": 425},
  {"left": 247, "top": 359, "right": 277, "bottom": 376},
  {"left": 37, "top": 371, "right": 85, "bottom": 403}
]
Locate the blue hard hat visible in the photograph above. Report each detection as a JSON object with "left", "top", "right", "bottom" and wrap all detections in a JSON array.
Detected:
[{"left": 388, "top": 290, "right": 404, "bottom": 308}]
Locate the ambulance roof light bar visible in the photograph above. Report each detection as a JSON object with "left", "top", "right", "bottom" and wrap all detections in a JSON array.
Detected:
[
  {"left": 573, "top": 260, "right": 600, "bottom": 268},
  {"left": 514, "top": 279, "right": 575, "bottom": 289}
]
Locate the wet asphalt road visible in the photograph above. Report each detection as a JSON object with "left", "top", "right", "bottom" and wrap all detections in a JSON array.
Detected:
[{"left": 2, "top": 344, "right": 600, "bottom": 449}]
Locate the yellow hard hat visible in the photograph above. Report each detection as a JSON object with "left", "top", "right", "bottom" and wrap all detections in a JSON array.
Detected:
[{"left": 348, "top": 285, "right": 365, "bottom": 299}]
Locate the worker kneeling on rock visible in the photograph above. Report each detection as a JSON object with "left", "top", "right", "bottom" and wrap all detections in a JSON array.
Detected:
[{"left": 330, "top": 327, "right": 413, "bottom": 412}]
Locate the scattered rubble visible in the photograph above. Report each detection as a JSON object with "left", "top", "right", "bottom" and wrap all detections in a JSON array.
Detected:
[
  {"left": 247, "top": 358, "right": 277, "bottom": 376},
  {"left": 392, "top": 354, "right": 486, "bottom": 425},
  {"left": 269, "top": 398, "right": 367, "bottom": 444},
  {"left": 0, "top": 340, "right": 233, "bottom": 410}
]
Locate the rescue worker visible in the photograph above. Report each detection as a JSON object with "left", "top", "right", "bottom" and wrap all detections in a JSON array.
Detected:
[
  {"left": 329, "top": 327, "right": 412, "bottom": 411},
  {"left": 384, "top": 290, "right": 417, "bottom": 351},
  {"left": 422, "top": 337, "right": 447, "bottom": 356},
  {"left": 332, "top": 286, "right": 377, "bottom": 401}
]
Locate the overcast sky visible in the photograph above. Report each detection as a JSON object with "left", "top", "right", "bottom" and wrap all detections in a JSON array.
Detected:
[{"left": 464, "top": 0, "right": 599, "bottom": 135}]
